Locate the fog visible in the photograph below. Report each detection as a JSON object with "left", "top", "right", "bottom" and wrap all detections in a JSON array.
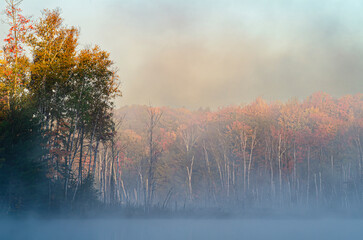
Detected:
[
  {"left": 1, "top": 218, "right": 363, "bottom": 240},
  {"left": 2, "top": 0, "right": 362, "bottom": 109},
  {"left": 0, "top": 1, "right": 362, "bottom": 239},
  {"left": 106, "top": 0, "right": 363, "bottom": 109}
]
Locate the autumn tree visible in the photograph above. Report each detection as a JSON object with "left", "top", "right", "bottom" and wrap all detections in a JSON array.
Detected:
[{"left": 0, "top": 0, "right": 32, "bottom": 111}]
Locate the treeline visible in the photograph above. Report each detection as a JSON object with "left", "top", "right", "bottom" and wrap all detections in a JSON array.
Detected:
[
  {"left": 103, "top": 93, "right": 362, "bottom": 214},
  {"left": 0, "top": 1, "right": 362, "bottom": 217},
  {"left": 0, "top": 1, "right": 119, "bottom": 214}
]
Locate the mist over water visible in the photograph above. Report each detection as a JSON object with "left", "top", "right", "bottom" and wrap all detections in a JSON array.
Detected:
[
  {"left": 1, "top": 218, "right": 363, "bottom": 240},
  {"left": 0, "top": 1, "right": 362, "bottom": 240}
]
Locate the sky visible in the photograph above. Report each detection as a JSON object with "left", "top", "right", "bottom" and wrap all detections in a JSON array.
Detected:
[{"left": 1, "top": 0, "right": 363, "bottom": 109}]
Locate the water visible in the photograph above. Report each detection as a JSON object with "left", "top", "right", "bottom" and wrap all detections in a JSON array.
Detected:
[{"left": 0, "top": 218, "right": 362, "bottom": 240}]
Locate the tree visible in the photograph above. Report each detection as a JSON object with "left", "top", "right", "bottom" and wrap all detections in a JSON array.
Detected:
[
  {"left": 1, "top": 0, "right": 32, "bottom": 111},
  {"left": 0, "top": 98, "right": 48, "bottom": 213},
  {"left": 144, "top": 106, "right": 163, "bottom": 210}
]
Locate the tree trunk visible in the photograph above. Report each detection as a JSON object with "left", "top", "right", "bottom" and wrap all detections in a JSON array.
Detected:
[{"left": 186, "top": 156, "right": 194, "bottom": 201}]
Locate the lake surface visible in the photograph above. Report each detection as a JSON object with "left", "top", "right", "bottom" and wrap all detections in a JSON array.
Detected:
[{"left": 0, "top": 218, "right": 362, "bottom": 240}]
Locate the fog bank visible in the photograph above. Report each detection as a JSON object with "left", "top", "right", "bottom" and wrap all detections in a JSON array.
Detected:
[{"left": 1, "top": 218, "right": 363, "bottom": 240}]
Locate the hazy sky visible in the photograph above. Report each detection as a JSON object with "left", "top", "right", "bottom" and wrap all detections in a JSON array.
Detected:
[{"left": 1, "top": 0, "right": 363, "bottom": 108}]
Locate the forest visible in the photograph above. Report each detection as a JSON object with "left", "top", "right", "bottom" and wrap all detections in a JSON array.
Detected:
[
  {"left": 0, "top": 1, "right": 362, "bottom": 217},
  {"left": 111, "top": 94, "right": 362, "bottom": 216},
  {"left": 0, "top": 1, "right": 119, "bottom": 215}
]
